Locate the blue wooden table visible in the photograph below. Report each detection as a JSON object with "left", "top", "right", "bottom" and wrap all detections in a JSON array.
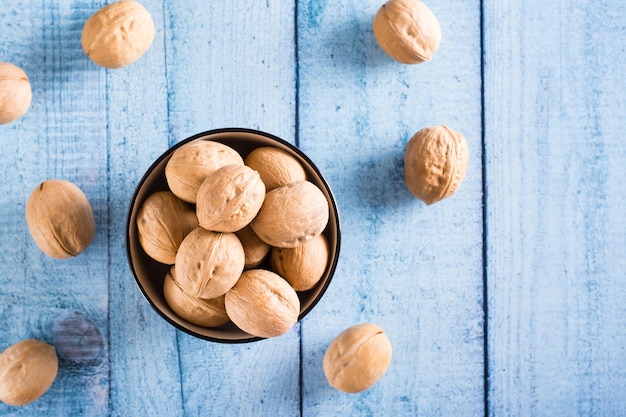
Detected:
[{"left": 1, "top": 0, "right": 625, "bottom": 416}]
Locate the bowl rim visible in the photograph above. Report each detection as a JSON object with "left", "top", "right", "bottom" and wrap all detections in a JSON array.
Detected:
[{"left": 125, "top": 127, "right": 341, "bottom": 343}]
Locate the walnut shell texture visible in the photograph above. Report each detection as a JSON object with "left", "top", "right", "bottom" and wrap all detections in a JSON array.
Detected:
[
  {"left": 165, "top": 140, "right": 244, "bottom": 203},
  {"left": 0, "top": 62, "right": 32, "bottom": 124},
  {"left": 25, "top": 180, "right": 95, "bottom": 258},
  {"left": 404, "top": 125, "right": 469, "bottom": 205},
  {"left": 137, "top": 191, "right": 198, "bottom": 264},
  {"left": 235, "top": 225, "right": 270, "bottom": 269},
  {"left": 163, "top": 267, "right": 230, "bottom": 328},
  {"left": 244, "top": 146, "right": 307, "bottom": 191},
  {"left": 251, "top": 181, "right": 329, "bottom": 248},
  {"left": 175, "top": 227, "right": 244, "bottom": 299},
  {"left": 225, "top": 269, "right": 300, "bottom": 338},
  {"left": 373, "top": 0, "right": 441, "bottom": 64},
  {"left": 0, "top": 339, "right": 58, "bottom": 406},
  {"left": 81, "top": 0, "right": 156, "bottom": 69},
  {"left": 196, "top": 164, "right": 265, "bottom": 233},
  {"left": 271, "top": 234, "right": 329, "bottom": 291},
  {"left": 323, "top": 323, "right": 393, "bottom": 393}
]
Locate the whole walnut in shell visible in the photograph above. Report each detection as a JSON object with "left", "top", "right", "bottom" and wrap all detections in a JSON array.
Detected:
[
  {"left": 0, "top": 62, "right": 32, "bottom": 124},
  {"left": 165, "top": 140, "right": 244, "bottom": 203},
  {"left": 235, "top": 225, "right": 270, "bottom": 269},
  {"left": 373, "top": 0, "right": 441, "bottom": 64},
  {"left": 0, "top": 339, "right": 58, "bottom": 406},
  {"left": 175, "top": 227, "right": 244, "bottom": 299},
  {"left": 196, "top": 164, "right": 265, "bottom": 232},
  {"left": 251, "top": 181, "right": 329, "bottom": 248},
  {"left": 244, "top": 146, "right": 307, "bottom": 191},
  {"left": 225, "top": 269, "right": 300, "bottom": 338},
  {"left": 323, "top": 323, "right": 392, "bottom": 393},
  {"left": 404, "top": 125, "right": 469, "bottom": 205},
  {"left": 271, "top": 234, "right": 329, "bottom": 291},
  {"left": 163, "top": 267, "right": 229, "bottom": 328},
  {"left": 81, "top": 0, "right": 155, "bottom": 69},
  {"left": 137, "top": 191, "right": 198, "bottom": 264},
  {"left": 26, "top": 180, "right": 95, "bottom": 258}
]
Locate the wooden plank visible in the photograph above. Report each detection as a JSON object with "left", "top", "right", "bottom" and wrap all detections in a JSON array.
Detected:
[
  {"left": 297, "top": 0, "right": 485, "bottom": 415},
  {"left": 163, "top": 0, "right": 296, "bottom": 142},
  {"left": 162, "top": 1, "right": 300, "bottom": 415},
  {"left": 104, "top": 1, "right": 185, "bottom": 416},
  {"left": 484, "top": 0, "right": 626, "bottom": 415},
  {"left": 0, "top": 1, "right": 109, "bottom": 415}
]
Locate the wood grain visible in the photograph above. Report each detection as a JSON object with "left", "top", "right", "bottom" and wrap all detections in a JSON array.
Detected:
[
  {"left": 162, "top": 1, "right": 300, "bottom": 416},
  {"left": 297, "top": 0, "right": 485, "bottom": 415},
  {"left": 484, "top": 0, "right": 626, "bottom": 415},
  {"left": 1, "top": 0, "right": 624, "bottom": 415},
  {"left": 105, "top": 1, "right": 185, "bottom": 416},
  {"left": 0, "top": 1, "right": 109, "bottom": 415}
]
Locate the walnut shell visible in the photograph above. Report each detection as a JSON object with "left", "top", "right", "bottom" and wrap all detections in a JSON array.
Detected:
[
  {"left": 175, "top": 227, "right": 244, "bottom": 299},
  {"left": 26, "top": 180, "right": 96, "bottom": 258},
  {"left": 81, "top": 0, "right": 155, "bottom": 69},
  {"left": 373, "top": 0, "right": 441, "bottom": 64},
  {"left": 0, "top": 62, "right": 32, "bottom": 124},
  {"left": 251, "top": 181, "right": 329, "bottom": 248},
  {"left": 244, "top": 147, "right": 307, "bottom": 191},
  {"left": 271, "top": 234, "right": 329, "bottom": 291},
  {"left": 0, "top": 339, "right": 58, "bottom": 406},
  {"left": 163, "top": 267, "right": 229, "bottom": 328},
  {"left": 323, "top": 323, "right": 393, "bottom": 393},
  {"left": 404, "top": 125, "right": 469, "bottom": 205},
  {"left": 137, "top": 191, "right": 198, "bottom": 264},
  {"left": 196, "top": 164, "right": 265, "bottom": 233},
  {"left": 165, "top": 140, "right": 244, "bottom": 203},
  {"left": 235, "top": 225, "right": 270, "bottom": 269},
  {"left": 224, "top": 269, "right": 300, "bottom": 338}
]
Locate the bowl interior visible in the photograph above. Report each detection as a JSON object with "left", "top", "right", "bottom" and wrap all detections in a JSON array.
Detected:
[{"left": 127, "top": 129, "right": 340, "bottom": 343}]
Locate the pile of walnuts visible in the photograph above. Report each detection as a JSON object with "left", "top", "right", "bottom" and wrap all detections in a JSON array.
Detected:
[{"left": 136, "top": 140, "right": 331, "bottom": 339}]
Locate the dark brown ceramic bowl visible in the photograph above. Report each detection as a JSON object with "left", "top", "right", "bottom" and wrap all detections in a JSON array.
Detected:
[{"left": 126, "top": 128, "right": 341, "bottom": 343}]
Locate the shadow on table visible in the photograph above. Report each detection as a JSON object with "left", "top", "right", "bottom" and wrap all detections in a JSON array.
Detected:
[
  {"left": 353, "top": 146, "right": 416, "bottom": 212},
  {"left": 311, "top": 13, "right": 393, "bottom": 70}
]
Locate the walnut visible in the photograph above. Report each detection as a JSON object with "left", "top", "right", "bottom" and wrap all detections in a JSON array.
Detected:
[
  {"left": 136, "top": 191, "right": 198, "bottom": 264},
  {"left": 224, "top": 269, "right": 300, "bottom": 338},
  {"left": 235, "top": 225, "right": 270, "bottom": 269},
  {"left": 404, "top": 125, "right": 469, "bottom": 204},
  {"left": 196, "top": 164, "right": 265, "bottom": 232},
  {"left": 165, "top": 140, "right": 244, "bottom": 203},
  {"left": 81, "top": 0, "right": 156, "bottom": 68},
  {"left": 174, "top": 227, "right": 244, "bottom": 299},
  {"left": 323, "top": 323, "right": 393, "bottom": 393},
  {"left": 25, "top": 180, "right": 95, "bottom": 258},
  {"left": 0, "top": 339, "right": 58, "bottom": 406},
  {"left": 163, "top": 266, "right": 229, "bottom": 328},
  {"left": 0, "top": 62, "right": 32, "bottom": 124},
  {"left": 244, "top": 146, "right": 307, "bottom": 191},
  {"left": 373, "top": 0, "right": 441, "bottom": 64},
  {"left": 251, "top": 181, "right": 329, "bottom": 248},
  {"left": 271, "top": 234, "right": 329, "bottom": 291}
]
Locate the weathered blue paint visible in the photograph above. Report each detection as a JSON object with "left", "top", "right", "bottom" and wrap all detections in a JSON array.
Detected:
[
  {"left": 105, "top": 2, "right": 183, "bottom": 415},
  {"left": 484, "top": 0, "right": 626, "bottom": 415},
  {"left": 0, "top": 0, "right": 624, "bottom": 416},
  {"left": 162, "top": 2, "right": 300, "bottom": 415},
  {"left": 298, "top": 0, "right": 484, "bottom": 416},
  {"left": 0, "top": 1, "right": 110, "bottom": 415}
]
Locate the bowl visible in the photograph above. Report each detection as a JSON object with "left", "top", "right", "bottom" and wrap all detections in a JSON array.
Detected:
[{"left": 126, "top": 128, "right": 341, "bottom": 343}]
